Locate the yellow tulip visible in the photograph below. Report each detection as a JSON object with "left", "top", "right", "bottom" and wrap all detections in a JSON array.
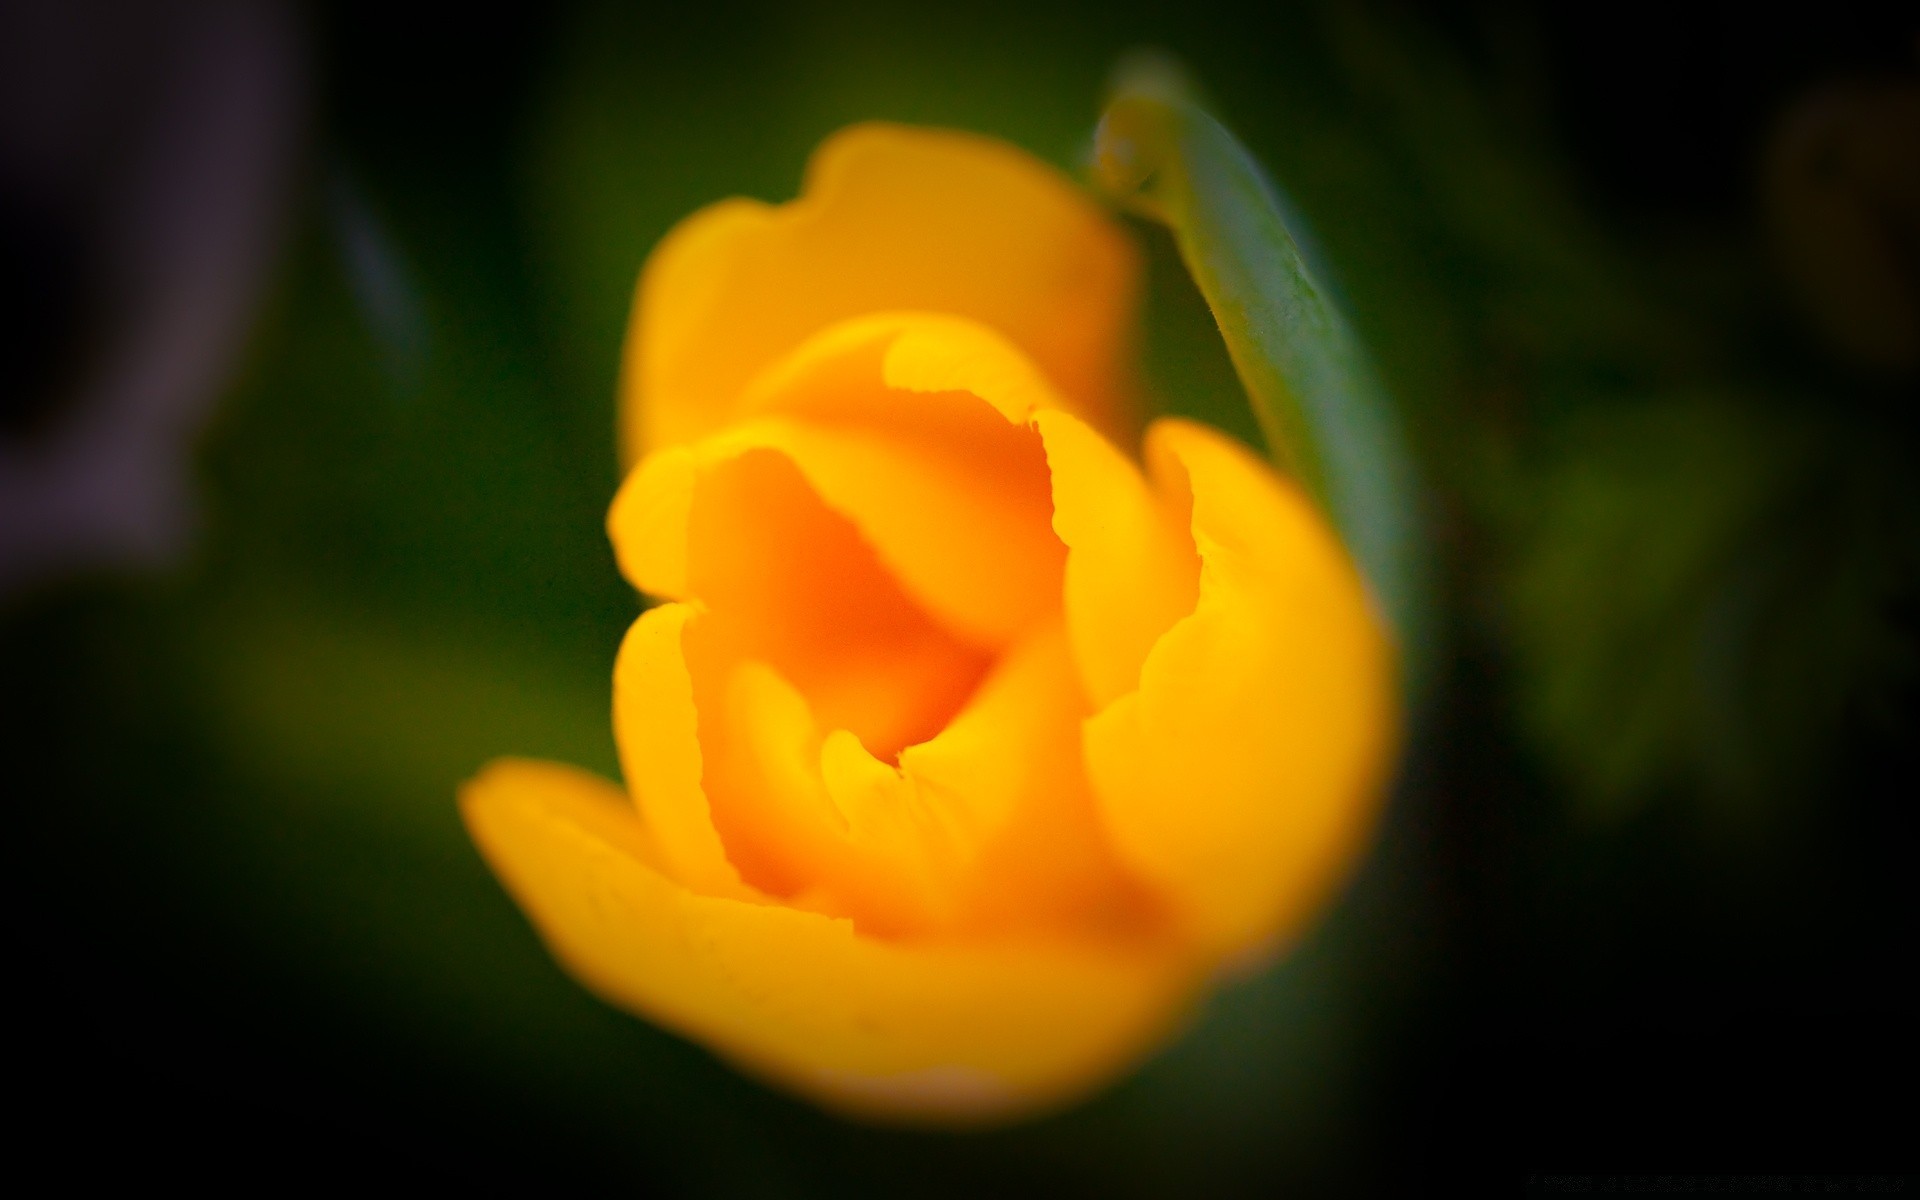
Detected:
[{"left": 462, "top": 123, "right": 1396, "bottom": 1124}]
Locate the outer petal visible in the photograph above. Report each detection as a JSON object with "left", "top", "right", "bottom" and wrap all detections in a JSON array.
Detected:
[
  {"left": 622, "top": 124, "right": 1139, "bottom": 459},
  {"left": 461, "top": 759, "right": 1196, "bottom": 1124},
  {"left": 1083, "top": 419, "right": 1397, "bottom": 958},
  {"left": 610, "top": 602, "right": 745, "bottom": 897}
]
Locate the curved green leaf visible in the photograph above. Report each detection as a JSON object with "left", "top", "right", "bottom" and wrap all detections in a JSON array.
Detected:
[{"left": 1094, "top": 62, "right": 1431, "bottom": 685}]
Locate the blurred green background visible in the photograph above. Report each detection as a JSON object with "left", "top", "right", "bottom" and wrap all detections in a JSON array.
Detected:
[{"left": 7, "top": 0, "right": 1914, "bottom": 1190}]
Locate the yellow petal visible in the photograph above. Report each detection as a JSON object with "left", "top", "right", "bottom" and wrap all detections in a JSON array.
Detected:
[
  {"left": 1082, "top": 419, "right": 1397, "bottom": 958},
  {"left": 460, "top": 758, "right": 1196, "bottom": 1124},
  {"left": 622, "top": 123, "right": 1139, "bottom": 460},
  {"left": 611, "top": 314, "right": 1071, "bottom": 652},
  {"left": 736, "top": 310, "right": 1070, "bottom": 427},
  {"left": 609, "top": 602, "right": 744, "bottom": 896},
  {"left": 741, "top": 313, "right": 1067, "bottom": 647},
  {"left": 606, "top": 446, "right": 696, "bottom": 598},
  {"left": 705, "top": 655, "right": 962, "bottom": 934},
  {"left": 1035, "top": 408, "right": 1200, "bottom": 709},
  {"left": 667, "top": 444, "right": 990, "bottom": 761},
  {"left": 907, "top": 620, "right": 1167, "bottom": 939},
  {"left": 703, "top": 623, "right": 1157, "bottom": 941}
]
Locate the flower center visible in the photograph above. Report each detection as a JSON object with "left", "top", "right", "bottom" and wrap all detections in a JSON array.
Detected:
[
  {"left": 682, "top": 446, "right": 995, "bottom": 764},
  {"left": 678, "top": 441, "right": 1021, "bottom": 919}
]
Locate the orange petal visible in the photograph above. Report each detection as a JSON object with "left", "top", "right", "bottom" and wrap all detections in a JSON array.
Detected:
[
  {"left": 612, "top": 315, "right": 1070, "bottom": 652},
  {"left": 610, "top": 321, "right": 1200, "bottom": 713},
  {"left": 461, "top": 758, "right": 1196, "bottom": 1125},
  {"left": 1082, "top": 420, "right": 1397, "bottom": 958},
  {"left": 605, "top": 446, "right": 697, "bottom": 599},
  {"left": 909, "top": 619, "right": 1167, "bottom": 939},
  {"left": 1035, "top": 408, "right": 1200, "bottom": 709},
  {"left": 609, "top": 602, "right": 746, "bottom": 897},
  {"left": 676, "top": 444, "right": 991, "bottom": 761},
  {"left": 703, "top": 654, "right": 966, "bottom": 934},
  {"left": 622, "top": 123, "right": 1139, "bottom": 460},
  {"left": 699, "top": 617, "right": 1161, "bottom": 940}
]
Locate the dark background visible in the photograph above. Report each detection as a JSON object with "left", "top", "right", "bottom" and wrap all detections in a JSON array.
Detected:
[{"left": 6, "top": 0, "right": 1914, "bottom": 1190}]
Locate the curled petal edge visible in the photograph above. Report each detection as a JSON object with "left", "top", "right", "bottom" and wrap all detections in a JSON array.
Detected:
[
  {"left": 611, "top": 314, "right": 1069, "bottom": 651},
  {"left": 1083, "top": 418, "right": 1397, "bottom": 958},
  {"left": 623, "top": 122, "right": 1140, "bottom": 461}
]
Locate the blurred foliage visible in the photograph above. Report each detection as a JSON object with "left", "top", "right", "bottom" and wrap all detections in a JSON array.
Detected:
[
  {"left": 10, "top": 0, "right": 1915, "bottom": 1187},
  {"left": 1503, "top": 400, "right": 1919, "bottom": 816},
  {"left": 1508, "top": 400, "right": 1810, "bottom": 811}
]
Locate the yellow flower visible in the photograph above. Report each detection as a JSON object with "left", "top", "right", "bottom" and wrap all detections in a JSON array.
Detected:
[{"left": 461, "top": 123, "right": 1395, "bottom": 1124}]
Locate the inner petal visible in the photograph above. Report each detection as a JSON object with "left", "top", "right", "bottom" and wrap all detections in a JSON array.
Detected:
[
  {"left": 608, "top": 315, "right": 1075, "bottom": 657},
  {"left": 684, "top": 446, "right": 989, "bottom": 762},
  {"left": 685, "top": 610, "right": 1164, "bottom": 941},
  {"left": 733, "top": 314, "right": 1068, "bottom": 649}
]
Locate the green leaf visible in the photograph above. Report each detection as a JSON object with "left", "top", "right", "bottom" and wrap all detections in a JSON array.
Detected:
[{"left": 1093, "top": 58, "right": 1431, "bottom": 686}]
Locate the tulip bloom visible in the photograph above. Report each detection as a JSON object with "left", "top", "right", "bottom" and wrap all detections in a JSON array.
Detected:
[{"left": 462, "top": 123, "right": 1394, "bottom": 1123}]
